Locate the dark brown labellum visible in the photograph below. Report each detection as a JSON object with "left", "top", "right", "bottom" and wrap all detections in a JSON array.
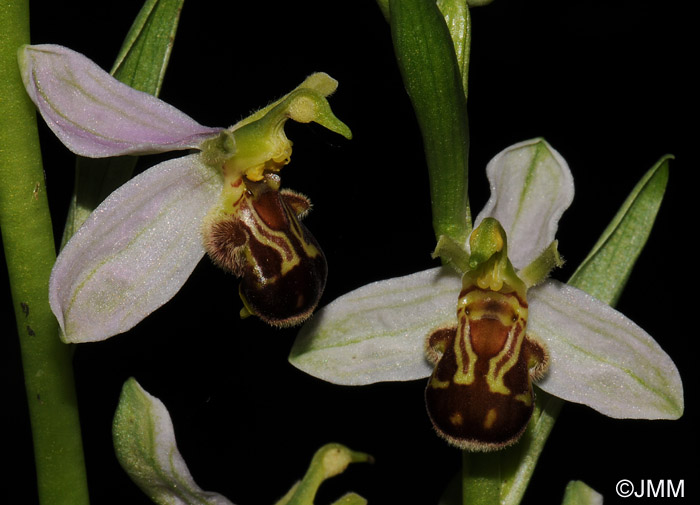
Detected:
[
  {"left": 204, "top": 177, "right": 326, "bottom": 327},
  {"left": 424, "top": 287, "right": 548, "bottom": 451}
]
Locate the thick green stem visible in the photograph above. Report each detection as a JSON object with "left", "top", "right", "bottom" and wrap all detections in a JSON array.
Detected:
[{"left": 0, "top": 2, "right": 89, "bottom": 504}]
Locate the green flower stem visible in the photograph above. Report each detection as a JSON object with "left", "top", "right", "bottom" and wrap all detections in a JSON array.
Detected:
[
  {"left": 460, "top": 159, "right": 670, "bottom": 504},
  {"left": 0, "top": 1, "right": 89, "bottom": 504},
  {"left": 390, "top": 0, "right": 471, "bottom": 244}
]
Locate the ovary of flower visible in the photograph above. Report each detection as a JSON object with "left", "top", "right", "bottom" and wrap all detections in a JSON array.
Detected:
[{"left": 19, "top": 44, "right": 351, "bottom": 343}]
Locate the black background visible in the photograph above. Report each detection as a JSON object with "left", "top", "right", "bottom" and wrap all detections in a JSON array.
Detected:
[{"left": 3, "top": 1, "right": 696, "bottom": 504}]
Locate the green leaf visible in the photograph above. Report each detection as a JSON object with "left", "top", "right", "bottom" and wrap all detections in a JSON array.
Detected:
[
  {"left": 111, "top": 0, "right": 185, "bottom": 95},
  {"left": 436, "top": 0, "right": 471, "bottom": 99},
  {"left": 561, "top": 481, "right": 603, "bottom": 505},
  {"left": 375, "top": 0, "right": 390, "bottom": 21},
  {"left": 61, "top": 0, "right": 185, "bottom": 247},
  {"left": 390, "top": 0, "right": 471, "bottom": 244},
  {"left": 568, "top": 155, "right": 670, "bottom": 305}
]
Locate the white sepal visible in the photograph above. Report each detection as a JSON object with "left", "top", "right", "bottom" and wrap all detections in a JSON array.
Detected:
[
  {"left": 290, "top": 267, "right": 460, "bottom": 384},
  {"left": 529, "top": 280, "right": 684, "bottom": 419},
  {"left": 474, "top": 138, "right": 574, "bottom": 269}
]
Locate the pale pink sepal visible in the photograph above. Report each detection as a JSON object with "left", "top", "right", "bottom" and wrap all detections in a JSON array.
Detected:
[
  {"left": 19, "top": 44, "right": 222, "bottom": 157},
  {"left": 49, "top": 154, "right": 223, "bottom": 343}
]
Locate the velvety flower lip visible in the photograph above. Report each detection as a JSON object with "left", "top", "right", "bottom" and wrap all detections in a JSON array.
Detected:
[
  {"left": 19, "top": 44, "right": 349, "bottom": 343},
  {"left": 290, "top": 138, "right": 683, "bottom": 421}
]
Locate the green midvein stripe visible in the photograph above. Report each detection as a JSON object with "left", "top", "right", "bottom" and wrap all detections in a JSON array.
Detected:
[
  {"left": 552, "top": 286, "right": 666, "bottom": 355},
  {"left": 513, "top": 141, "right": 544, "bottom": 224},
  {"left": 560, "top": 337, "right": 677, "bottom": 410},
  {"left": 307, "top": 291, "right": 458, "bottom": 349},
  {"left": 534, "top": 297, "right": 679, "bottom": 409}
]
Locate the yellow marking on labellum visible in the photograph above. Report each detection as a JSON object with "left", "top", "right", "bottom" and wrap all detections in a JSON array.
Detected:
[
  {"left": 430, "top": 376, "right": 451, "bottom": 389},
  {"left": 424, "top": 280, "right": 548, "bottom": 452},
  {"left": 484, "top": 409, "right": 498, "bottom": 430},
  {"left": 452, "top": 310, "right": 478, "bottom": 386},
  {"left": 203, "top": 173, "right": 327, "bottom": 327},
  {"left": 514, "top": 393, "right": 532, "bottom": 406},
  {"left": 425, "top": 218, "right": 550, "bottom": 451}
]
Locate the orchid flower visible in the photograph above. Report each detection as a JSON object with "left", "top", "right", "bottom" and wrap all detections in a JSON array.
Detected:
[
  {"left": 113, "top": 378, "right": 371, "bottom": 505},
  {"left": 289, "top": 138, "right": 683, "bottom": 449},
  {"left": 19, "top": 44, "right": 351, "bottom": 343}
]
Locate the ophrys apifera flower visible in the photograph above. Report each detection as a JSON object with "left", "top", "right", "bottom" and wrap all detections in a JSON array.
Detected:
[
  {"left": 290, "top": 139, "right": 683, "bottom": 450},
  {"left": 19, "top": 44, "right": 351, "bottom": 343}
]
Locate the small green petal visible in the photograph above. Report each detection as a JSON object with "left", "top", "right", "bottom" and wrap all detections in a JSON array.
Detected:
[
  {"left": 432, "top": 234, "right": 470, "bottom": 274},
  {"left": 518, "top": 240, "right": 563, "bottom": 288},
  {"left": 220, "top": 75, "right": 350, "bottom": 183}
]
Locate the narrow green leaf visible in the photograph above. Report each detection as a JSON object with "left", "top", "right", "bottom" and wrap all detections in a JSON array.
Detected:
[
  {"left": 561, "top": 481, "right": 603, "bottom": 505},
  {"left": 390, "top": 0, "right": 471, "bottom": 244},
  {"left": 111, "top": 0, "right": 185, "bottom": 95},
  {"left": 375, "top": 0, "right": 390, "bottom": 22},
  {"left": 436, "top": 0, "right": 471, "bottom": 99},
  {"left": 568, "top": 156, "right": 670, "bottom": 304},
  {"left": 61, "top": 0, "right": 185, "bottom": 247}
]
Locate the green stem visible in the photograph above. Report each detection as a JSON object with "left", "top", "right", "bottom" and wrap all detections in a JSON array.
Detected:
[
  {"left": 0, "top": 2, "right": 89, "bottom": 505},
  {"left": 462, "top": 392, "right": 563, "bottom": 505}
]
